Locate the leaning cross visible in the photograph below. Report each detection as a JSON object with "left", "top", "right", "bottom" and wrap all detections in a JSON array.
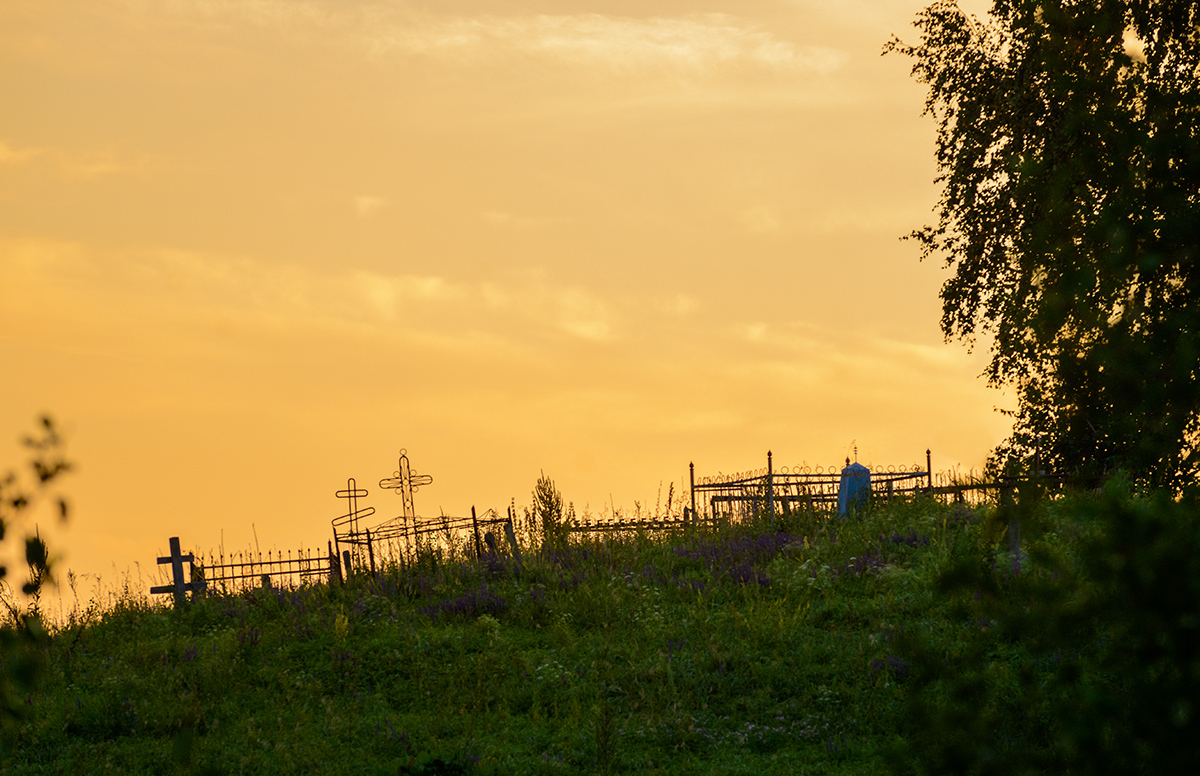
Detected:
[
  {"left": 335, "top": 477, "right": 373, "bottom": 537},
  {"left": 379, "top": 449, "right": 433, "bottom": 521},
  {"left": 150, "top": 536, "right": 207, "bottom": 608}
]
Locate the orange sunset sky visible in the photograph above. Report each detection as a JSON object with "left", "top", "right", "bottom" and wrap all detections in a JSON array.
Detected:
[{"left": 1, "top": 0, "right": 1006, "bottom": 608}]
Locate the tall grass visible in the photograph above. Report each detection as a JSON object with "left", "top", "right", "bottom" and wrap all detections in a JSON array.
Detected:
[{"left": 6, "top": 486, "right": 1194, "bottom": 774}]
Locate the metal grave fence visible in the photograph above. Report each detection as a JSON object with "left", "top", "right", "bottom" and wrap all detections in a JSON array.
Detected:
[
  {"left": 689, "top": 450, "right": 934, "bottom": 523},
  {"left": 196, "top": 546, "right": 334, "bottom": 592},
  {"left": 331, "top": 450, "right": 522, "bottom": 572}
]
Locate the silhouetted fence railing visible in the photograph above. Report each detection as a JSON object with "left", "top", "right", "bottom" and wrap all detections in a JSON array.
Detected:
[
  {"left": 568, "top": 515, "right": 690, "bottom": 534},
  {"left": 334, "top": 506, "right": 522, "bottom": 573},
  {"left": 930, "top": 472, "right": 1078, "bottom": 502},
  {"left": 689, "top": 451, "right": 934, "bottom": 523},
  {"left": 150, "top": 537, "right": 336, "bottom": 607},
  {"left": 687, "top": 451, "right": 1083, "bottom": 521},
  {"left": 197, "top": 546, "right": 334, "bottom": 592}
]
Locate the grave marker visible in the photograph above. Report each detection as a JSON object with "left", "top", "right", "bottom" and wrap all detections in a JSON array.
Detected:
[
  {"left": 332, "top": 477, "right": 376, "bottom": 564},
  {"left": 378, "top": 449, "right": 433, "bottom": 522},
  {"left": 150, "top": 536, "right": 207, "bottom": 607}
]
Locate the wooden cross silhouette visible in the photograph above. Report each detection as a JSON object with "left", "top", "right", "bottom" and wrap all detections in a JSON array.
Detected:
[
  {"left": 150, "top": 536, "right": 207, "bottom": 608},
  {"left": 379, "top": 449, "right": 433, "bottom": 521}
]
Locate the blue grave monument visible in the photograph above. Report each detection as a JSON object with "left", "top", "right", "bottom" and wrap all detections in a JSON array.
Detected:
[{"left": 838, "top": 459, "right": 871, "bottom": 516}]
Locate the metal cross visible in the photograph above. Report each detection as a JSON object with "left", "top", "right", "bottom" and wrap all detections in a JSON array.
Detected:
[
  {"left": 335, "top": 477, "right": 374, "bottom": 537},
  {"left": 379, "top": 449, "right": 433, "bottom": 521}
]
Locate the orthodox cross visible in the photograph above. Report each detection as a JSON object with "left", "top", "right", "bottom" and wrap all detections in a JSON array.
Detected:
[{"left": 379, "top": 449, "right": 433, "bottom": 521}]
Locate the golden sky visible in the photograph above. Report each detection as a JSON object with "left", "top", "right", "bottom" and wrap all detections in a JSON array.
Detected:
[{"left": 1, "top": 0, "right": 1006, "bottom": 605}]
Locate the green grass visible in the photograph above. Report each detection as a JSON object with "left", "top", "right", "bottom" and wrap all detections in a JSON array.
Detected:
[{"left": 5, "top": 487, "right": 1197, "bottom": 774}]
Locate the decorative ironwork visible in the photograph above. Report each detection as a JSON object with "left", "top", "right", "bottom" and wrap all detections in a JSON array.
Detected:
[
  {"left": 324, "top": 451, "right": 520, "bottom": 571},
  {"left": 332, "top": 477, "right": 376, "bottom": 545},
  {"left": 379, "top": 449, "right": 433, "bottom": 522}
]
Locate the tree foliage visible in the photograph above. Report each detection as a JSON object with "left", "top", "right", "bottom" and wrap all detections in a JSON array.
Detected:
[
  {"left": 0, "top": 415, "right": 72, "bottom": 739},
  {"left": 888, "top": 0, "right": 1200, "bottom": 488},
  {"left": 890, "top": 483, "right": 1200, "bottom": 774},
  {"left": 530, "top": 471, "right": 570, "bottom": 548}
]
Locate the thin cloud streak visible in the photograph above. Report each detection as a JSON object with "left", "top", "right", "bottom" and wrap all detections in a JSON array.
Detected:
[
  {"left": 0, "top": 140, "right": 42, "bottom": 164},
  {"left": 126, "top": 2, "right": 846, "bottom": 75},
  {"left": 2, "top": 240, "right": 645, "bottom": 345},
  {"left": 0, "top": 139, "right": 123, "bottom": 178},
  {"left": 367, "top": 14, "right": 846, "bottom": 75},
  {"left": 3, "top": 237, "right": 986, "bottom": 387}
]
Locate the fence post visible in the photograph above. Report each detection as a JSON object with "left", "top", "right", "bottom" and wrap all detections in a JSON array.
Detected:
[
  {"left": 689, "top": 462, "right": 696, "bottom": 527},
  {"left": 472, "top": 506, "right": 483, "bottom": 560},
  {"left": 329, "top": 540, "right": 342, "bottom": 586},
  {"left": 366, "top": 528, "right": 376, "bottom": 575},
  {"left": 926, "top": 449, "right": 933, "bottom": 496},
  {"left": 766, "top": 450, "right": 775, "bottom": 530},
  {"left": 170, "top": 536, "right": 188, "bottom": 607},
  {"left": 343, "top": 550, "right": 353, "bottom": 578}
]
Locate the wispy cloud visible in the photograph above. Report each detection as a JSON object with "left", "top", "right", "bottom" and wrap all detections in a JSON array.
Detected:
[
  {"left": 730, "top": 318, "right": 981, "bottom": 380},
  {"left": 353, "top": 270, "right": 464, "bottom": 321},
  {"left": 4, "top": 237, "right": 987, "bottom": 418},
  {"left": 137, "top": 2, "right": 845, "bottom": 76},
  {"left": 368, "top": 14, "right": 846, "bottom": 75},
  {"left": 480, "top": 272, "right": 615, "bottom": 342},
  {"left": 0, "top": 139, "right": 123, "bottom": 178},
  {"left": 554, "top": 286, "right": 613, "bottom": 342},
  {"left": 0, "top": 140, "right": 42, "bottom": 164},
  {"left": 655, "top": 294, "right": 698, "bottom": 317},
  {"left": 742, "top": 322, "right": 770, "bottom": 342},
  {"left": 2, "top": 240, "right": 665, "bottom": 344},
  {"left": 354, "top": 195, "right": 386, "bottom": 219},
  {"left": 58, "top": 150, "right": 123, "bottom": 179}
]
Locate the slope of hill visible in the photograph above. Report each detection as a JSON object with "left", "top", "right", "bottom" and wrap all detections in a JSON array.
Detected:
[{"left": 6, "top": 484, "right": 1197, "bottom": 774}]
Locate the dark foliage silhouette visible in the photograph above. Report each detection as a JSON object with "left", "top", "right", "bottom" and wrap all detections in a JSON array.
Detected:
[{"left": 888, "top": 0, "right": 1200, "bottom": 489}]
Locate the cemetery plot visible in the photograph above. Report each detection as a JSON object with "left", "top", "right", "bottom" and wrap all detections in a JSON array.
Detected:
[
  {"left": 331, "top": 450, "right": 521, "bottom": 571},
  {"left": 149, "top": 445, "right": 1069, "bottom": 606},
  {"left": 691, "top": 450, "right": 933, "bottom": 522}
]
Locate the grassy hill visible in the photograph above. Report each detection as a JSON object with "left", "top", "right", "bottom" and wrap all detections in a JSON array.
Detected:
[{"left": 5, "top": 484, "right": 1198, "bottom": 774}]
